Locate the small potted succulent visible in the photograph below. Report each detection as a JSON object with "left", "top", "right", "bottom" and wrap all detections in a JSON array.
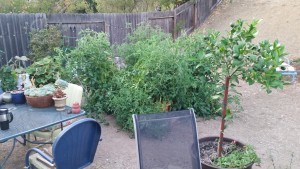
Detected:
[{"left": 52, "top": 79, "right": 68, "bottom": 111}]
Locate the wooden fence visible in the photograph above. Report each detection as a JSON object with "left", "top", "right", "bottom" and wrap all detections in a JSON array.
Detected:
[{"left": 0, "top": 0, "right": 221, "bottom": 66}]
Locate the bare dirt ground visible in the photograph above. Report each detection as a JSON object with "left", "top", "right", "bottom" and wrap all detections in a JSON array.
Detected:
[{"left": 1, "top": 0, "right": 300, "bottom": 168}]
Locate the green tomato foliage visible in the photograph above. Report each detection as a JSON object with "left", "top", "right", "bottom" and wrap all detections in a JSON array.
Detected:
[
  {"left": 58, "top": 30, "right": 116, "bottom": 114},
  {"left": 111, "top": 23, "right": 223, "bottom": 130}
]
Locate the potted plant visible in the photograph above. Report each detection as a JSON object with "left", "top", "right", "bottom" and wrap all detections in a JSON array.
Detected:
[
  {"left": 52, "top": 79, "right": 68, "bottom": 111},
  {"left": 26, "top": 56, "right": 61, "bottom": 87},
  {"left": 0, "top": 65, "right": 17, "bottom": 103},
  {"left": 24, "top": 84, "right": 56, "bottom": 108},
  {"left": 7, "top": 56, "right": 32, "bottom": 104},
  {"left": 8, "top": 55, "right": 31, "bottom": 89},
  {"left": 11, "top": 90, "right": 26, "bottom": 104},
  {"left": 23, "top": 56, "right": 62, "bottom": 108},
  {"left": 197, "top": 19, "right": 285, "bottom": 169}
]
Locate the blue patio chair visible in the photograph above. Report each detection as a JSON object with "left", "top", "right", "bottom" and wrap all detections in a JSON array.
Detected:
[
  {"left": 132, "top": 109, "right": 202, "bottom": 169},
  {"left": 25, "top": 118, "right": 101, "bottom": 169}
]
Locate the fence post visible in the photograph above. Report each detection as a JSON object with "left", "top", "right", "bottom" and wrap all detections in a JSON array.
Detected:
[
  {"left": 173, "top": 10, "right": 177, "bottom": 39},
  {"left": 104, "top": 22, "right": 112, "bottom": 44},
  {"left": 192, "top": 1, "right": 196, "bottom": 31}
]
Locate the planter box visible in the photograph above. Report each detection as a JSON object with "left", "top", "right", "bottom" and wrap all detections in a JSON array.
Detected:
[{"left": 199, "top": 136, "right": 254, "bottom": 169}]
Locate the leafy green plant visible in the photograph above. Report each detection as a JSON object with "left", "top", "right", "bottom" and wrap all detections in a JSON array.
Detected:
[
  {"left": 118, "top": 23, "right": 171, "bottom": 68},
  {"left": 110, "top": 84, "right": 161, "bottom": 131},
  {"left": 214, "top": 145, "right": 260, "bottom": 169},
  {"left": 111, "top": 23, "right": 224, "bottom": 130},
  {"left": 59, "top": 30, "right": 116, "bottom": 114},
  {"left": 176, "top": 31, "right": 223, "bottom": 117},
  {"left": 113, "top": 24, "right": 189, "bottom": 128},
  {"left": 0, "top": 65, "right": 17, "bottom": 91},
  {"left": 118, "top": 23, "right": 192, "bottom": 108},
  {"left": 26, "top": 56, "right": 61, "bottom": 87},
  {"left": 29, "top": 26, "right": 62, "bottom": 62},
  {"left": 200, "top": 19, "right": 285, "bottom": 158}
]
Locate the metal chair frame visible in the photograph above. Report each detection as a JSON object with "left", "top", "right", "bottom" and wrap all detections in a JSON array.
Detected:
[{"left": 132, "top": 108, "right": 202, "bottom": 169}]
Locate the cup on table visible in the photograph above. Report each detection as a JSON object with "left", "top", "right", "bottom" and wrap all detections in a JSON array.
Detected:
[{"left": 0, "top": 108, "right": 14, "bottom": 130}]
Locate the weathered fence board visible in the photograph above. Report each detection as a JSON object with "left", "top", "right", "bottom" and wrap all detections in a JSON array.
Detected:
[
  {"left": 0, "top": 13, "right": 46, "bottom": 65},
  {"left": 47, "top": 13, "right": 106, "bottom": 47},
  {"left": 0, "top": 0, "right": 221, "bottom": 66}
]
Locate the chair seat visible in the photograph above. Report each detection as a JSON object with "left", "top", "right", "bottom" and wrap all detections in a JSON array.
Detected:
[
  {"left": 29, "top": 153, "right": 55, "bottom": 169},
  {"left": 29, "top": 119, "right": 77, "bottom": 144}
]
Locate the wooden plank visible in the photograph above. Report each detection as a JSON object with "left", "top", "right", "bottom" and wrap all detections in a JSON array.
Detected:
[
  {"left": 2, "top": 14, "right": 12, "bottom": 64},
  {"left": 22, "top": 14, "right": 30, "bottom": 57},
  {"left": 18, "top": 14, "right": 26, "bottom": 57},
  {"left": 103, "top": 13, "right": 112, "bottom": 44},
  {"left": 0, "top": 15, "right": 8, "bottom": 66},
  {"left": 173, "top": 9, "right": 177, "bottom": 39},
  {"left": 15, "top": 14, "right": 24, "bottom": 56},
  {"left": 7, "top": 14, "right": 17, "bottom": 60},
  {"left": 12, "top": 14, "right": 21, "bottom": 56}
]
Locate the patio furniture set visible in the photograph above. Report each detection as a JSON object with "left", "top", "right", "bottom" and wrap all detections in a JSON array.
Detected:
[
  {"left": 1, "top": 100, "right": 202, "bottom": 169},
  {"left": 0, "top": 83, "right": 102, "bottom": 169}
]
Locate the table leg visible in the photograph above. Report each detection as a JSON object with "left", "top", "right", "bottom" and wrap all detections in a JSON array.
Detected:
[{"left": 0, "top": 138, "right": 16, "bottom": 169}]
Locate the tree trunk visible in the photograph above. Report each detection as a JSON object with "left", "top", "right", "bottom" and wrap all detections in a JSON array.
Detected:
[{"left": 217, "top": 76, "right": 230, "bottom": 157}]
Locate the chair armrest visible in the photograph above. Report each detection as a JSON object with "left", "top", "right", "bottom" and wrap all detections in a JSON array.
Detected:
[{"left": 25, "top": 148, "right": 54, "bottom": 168}]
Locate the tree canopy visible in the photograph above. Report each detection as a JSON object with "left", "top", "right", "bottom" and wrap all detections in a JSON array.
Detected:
[{"left": 0, "top": 0, "right": 190, "bottom": 13}]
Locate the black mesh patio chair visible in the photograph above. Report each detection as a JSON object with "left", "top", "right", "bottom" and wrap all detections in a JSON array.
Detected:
[{"left": 132, "top": 109, "right": 202, "bottom": 169}]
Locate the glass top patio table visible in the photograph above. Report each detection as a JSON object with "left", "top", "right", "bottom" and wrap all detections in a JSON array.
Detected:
[{"left": 0, "top": 104, "right": 85, "bottom": 142}]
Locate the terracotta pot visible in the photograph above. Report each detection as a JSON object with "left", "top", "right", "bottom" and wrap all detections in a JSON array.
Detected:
[
  {"left": 53, "top": 97, "right": 67, "bottom": 111},
  {"left": 71, "top": 102, "right": 81, "bottom": 114},
  {"left": 199, "top": 136, "right": 254, "bottom": 169},
  {"left": 26, "top": 95, "right": 54, "bottom": 108}
]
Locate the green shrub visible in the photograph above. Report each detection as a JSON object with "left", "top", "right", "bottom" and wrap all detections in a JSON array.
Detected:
[
  {"left": 110, "top": 24, "right": 222, "bottom": 131},
  {"left": 59, "top": 30, "right": 116, "bottom": 114},
  {"left": 176, "top": 32, "right": 223, "bottom": 116},
  {"left": 110, "top": 82, "right": 161, "bottom": 130},
  {"left": 29, "top": 26, "right": 62, "bottom": 62}
]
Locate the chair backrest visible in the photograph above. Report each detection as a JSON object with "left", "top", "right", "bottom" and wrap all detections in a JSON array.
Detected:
[
  {"left": 52, "top": 118, "right": 101, "bottom": 169},
  {"left": 63, "top": 83, "right": 83, "bottom": 107},
  {"left": 132, "top": 109, "right": 201, "bottom": 169}
]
